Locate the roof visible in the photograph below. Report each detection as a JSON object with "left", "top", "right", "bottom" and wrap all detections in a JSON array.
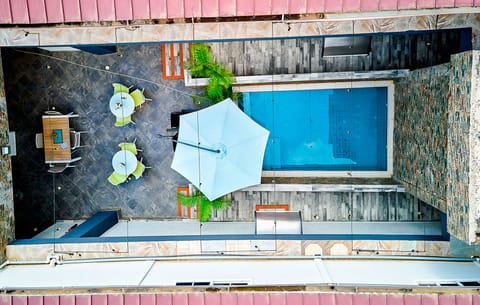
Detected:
[
  {"left": 0, "top": 292, "right": 479, "bottom": 305},
  {"left": 0, "top": 0, "right": 478, "bottom": 25}
]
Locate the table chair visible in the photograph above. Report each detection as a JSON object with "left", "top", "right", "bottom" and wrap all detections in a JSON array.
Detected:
[
  {"left": 114, "top": 115, "right": 135, "bottom": 127},
  {"left": 112, "top": 83, "right": 132, "bottom": 94},
  {"left": 118, "top": 138, "right": 142, "bottom": 155},
  {"left": 108, "top": 171, "right": 128, "bottom": 186},
  {"left": 35, "top": 133, "right": 44, "bottom": 149},
  {"left": 130, "top": 88, "right": 152, "bottom": 108},
  {"left": 132, "top": 157, "right": 152, "bottom": 180},
  {"left": 70, "top": 131, "right": 88, "bottom": 150},
  {"left": 44, "top": 110, "right": 63, "bottom": 115},
  {"left": 48, "top": 163, "right": 76, "bottom": 174}
]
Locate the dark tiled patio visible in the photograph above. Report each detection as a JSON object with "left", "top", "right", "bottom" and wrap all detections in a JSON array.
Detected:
[
  {"left": 2, "top": 31, "right": 465, "bottom": 239},
  {"left": 2, "top": 45, "right": 198, "bottom": 238}
]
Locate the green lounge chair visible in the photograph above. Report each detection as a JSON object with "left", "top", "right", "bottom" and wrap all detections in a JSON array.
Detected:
[
  {"left": 108, "top": 171, "right": 128, "bottom": 185},
  {"left": 114, "top": 115, "right": 135, "bottom": 127},
  {"left": 130, "top": 88, "right": 152, "bottom": 108},
  {"left": 118, "top": 139, "right": 142, "bottom": 155},
  {"left": 112, "top": 83, "right": 131, "bottom": 94},
  {"left": 132, "top": 160, "right": 145, "bottom": 180},
  {"left": 132, "top": 158, "right": 152, "bottom": 180}
]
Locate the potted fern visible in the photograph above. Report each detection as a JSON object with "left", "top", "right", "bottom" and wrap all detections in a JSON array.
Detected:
[
  {"left": 177, "top": 188, "right": 232, "bottom": 222},
  {"left": 188, "top": 43, "right": 241, "bottom": 105}
]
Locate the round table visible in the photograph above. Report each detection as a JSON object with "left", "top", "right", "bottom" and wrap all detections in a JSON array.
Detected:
[
  {"left": 109, "top": 92, "right": 135, "bottom": 117},
  {"left": 112, "top": 150, "right": 137, "bottom": 175}
]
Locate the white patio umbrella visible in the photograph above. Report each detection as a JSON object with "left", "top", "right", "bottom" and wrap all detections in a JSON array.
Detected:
[{"left": 171, "top": 98, "right": 270, "bottom": 201}]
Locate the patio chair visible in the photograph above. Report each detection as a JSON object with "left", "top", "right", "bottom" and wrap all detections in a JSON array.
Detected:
[
  {"left": 118, "top": 138, "right": 142, "bottom": 155},
  {"left": 48, "top": 163, "right": 75, "bottom": 174},
  {"left": 68, "top": 156, "right": 82, "bottom": 164},
  {"left": 108, "top": 171, "right": 128, "bottom": 186},
  {"left": 114, "top": 115, "right": 135, "bottom": 127},
  {"left": 44, "top": 110, "right": 63, "bottom": 115},
  {"left": 112, "top": 83, "right": 132, "bottom": 94},
  {"left": 130, "top": 88, "right": 152, "bottom": 108},
  {"left": 35, "top": 133, "right": 44, "bottom": 149},
  {"left": 132, "top": 158, "right": 152, "bottom": 180},
  {"left": 70, "top": 131, "right": 88, "bottom": 150}
]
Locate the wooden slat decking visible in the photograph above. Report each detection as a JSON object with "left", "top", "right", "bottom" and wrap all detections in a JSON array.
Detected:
[
  {"left": 208, "top": 30, "right": 463, "bottom": 76},
  {"left": 213, "top": 191, "right": 440, "bottom": 222}
]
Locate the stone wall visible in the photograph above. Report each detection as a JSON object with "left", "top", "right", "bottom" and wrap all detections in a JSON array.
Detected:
[
  {"left": 0, "top": 50, "right": 15, "bottom": 262},
  {"left": 447, "top": 51, "right": 480, "bottom": 244},
  {"left": 395, "top": 51, "right": 480, "bottom": 244},
  {"left": 394, "top": 63, "right": 450, "bottom": 213}
]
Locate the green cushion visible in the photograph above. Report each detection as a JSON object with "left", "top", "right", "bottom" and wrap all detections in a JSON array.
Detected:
[
  {"left": 108, "top": 171, "right": 128, "bottom": 185},
  {"left": 112, "top": 83, "right": 130, "bottom": 94},
  {"left": 130, "top": 89, "right": 145, "bottom": 107},
  {"left": 132, "top": 161, "right": 146, "bottom": 180},
  {"left": 114, "top": 115, "right": 132, "bottom": 127},
  {"left": 118, "top": 142, "right": 137, "bottom": 155}
]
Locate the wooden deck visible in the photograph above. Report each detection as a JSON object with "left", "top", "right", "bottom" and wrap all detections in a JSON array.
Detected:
[
  {"left": 208, "top": 30, "right": 464, "bottom": 76},
  {"left": 213, "top": 190, "right": 440, "bottom": 222}
]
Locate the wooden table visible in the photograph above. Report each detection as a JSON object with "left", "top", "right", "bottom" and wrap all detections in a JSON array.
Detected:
[{"left": 42, "top": 115, "right": 72, "bottom": 163}]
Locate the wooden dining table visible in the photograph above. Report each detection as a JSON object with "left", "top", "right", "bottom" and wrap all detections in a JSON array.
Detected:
[{"left": 42, "top": 115, "right": 73, "bottom": 163}]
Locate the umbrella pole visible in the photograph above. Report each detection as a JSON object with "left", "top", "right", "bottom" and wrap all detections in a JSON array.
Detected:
[
  {"left": 157, "top": 133, "right": 220, "bottom": 154},
  {"left": 173, "top": 139, "right": 221, "bottom": 154},
  {"left": 158, "top": 134, "right": 222, "bottom": 154}
]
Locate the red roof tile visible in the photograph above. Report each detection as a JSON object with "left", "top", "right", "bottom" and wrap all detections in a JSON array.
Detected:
[
  {"left": 74, "top": 295, "right": 90, "bottom": 305},
  {"left": 288, "top": 0, "right": 307, "bottom": 14},
  {"left": 26, "top": 297, "right": 41, "bottom": 305},
  {"left": 149, "top": 0, "right": 167, "bottom": 19},
  {"left": 343, "top": 0, "right": 362, "bottom": 12},
  {"left": 63, "top": 0, "right": 81, "bottom": 22},
  {"left": 387, "top": 295, "right": 405, "bottom": 305},
  {"left": 27, "top": 0, "right": 47, "bottom": 23},
  {"left": 79, "top": 0, "right": 98, "bottom": 21},
  {"left": 185, "top": 0, "right": 202, "bottom": 18},
  {"left": 44, "top": 0, "right": 64, "bottom": 23},
  {"left": 166, "top": 0, "right": 184, "bottom": 18},
  {"left": 114, "top": 0, "right": 132, "bottom": 20},
  {"left": 90, "top": 295, "right": 106, "bottom": 305},
  {"left": 0, "top": 0, "right": 478, "bottom": 24},
  {"left": 1, "top": 294, "right": 480, "bottom": 305},
  {"left": 59, "top": 296, "right": 74, "bottom": 305},
  {"left": 139, "top": 295, "right": 155, "bottom": 305},
  {"left": 10, "top": 0, "right": 29, "bottom": 24}
]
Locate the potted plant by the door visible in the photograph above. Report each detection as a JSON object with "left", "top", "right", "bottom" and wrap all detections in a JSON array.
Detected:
[{"left": 177, "top": 187, "right": 232, "bottom": 222}]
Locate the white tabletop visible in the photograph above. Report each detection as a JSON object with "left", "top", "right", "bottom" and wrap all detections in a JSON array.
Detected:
[
  {"left": 109, "top": 92, "right": 135, "bottom": 117},
  {"left": 112, "top": 150, "right": 137, "bottom": 175}
]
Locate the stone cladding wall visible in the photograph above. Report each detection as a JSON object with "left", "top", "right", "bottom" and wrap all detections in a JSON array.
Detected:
[
  {"left": 395, "top": 51, "right": 480, "bottom": 244},
  {"left": 394, "top": 63, "right": 450, "bottom": 213},
  {"left": 447, "top": 51, "right": 480, "bottom": 244}
]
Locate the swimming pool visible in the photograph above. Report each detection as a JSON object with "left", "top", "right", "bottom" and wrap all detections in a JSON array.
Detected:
[{"left": 241, "top": 81, "right": 393, "bottom": 174}]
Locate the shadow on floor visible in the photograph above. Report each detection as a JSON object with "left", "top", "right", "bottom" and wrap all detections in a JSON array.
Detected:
[{"left": 2, "top": 45, "right": 198, "bottom": 238}]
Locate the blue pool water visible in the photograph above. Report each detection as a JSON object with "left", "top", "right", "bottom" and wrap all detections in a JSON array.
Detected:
[{"left": 243, "top": 87, "right": 388, "bottom": 171}]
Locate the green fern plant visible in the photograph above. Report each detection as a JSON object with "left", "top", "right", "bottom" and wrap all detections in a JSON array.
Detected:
[
  {"left": 188, "top": 43, "right": 236, "bottom": 104},
  {"left": 189, "top": 43, "right": 212, "bottom": 78},
  {"left": 178, "top": 190, "right": 232, "bottom": 222}
]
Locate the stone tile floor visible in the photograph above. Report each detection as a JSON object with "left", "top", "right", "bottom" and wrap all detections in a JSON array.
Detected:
[{"left": 2, "top": 45, "right": 199, "bottom": 238}]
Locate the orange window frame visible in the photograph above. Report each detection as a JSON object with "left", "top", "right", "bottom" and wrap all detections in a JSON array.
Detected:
[
  {"left": 162, "top": 43, "right": 185, "bottom": 80},
  {"left": 177, "top": 186, "right": 200, "bottom": 219}
]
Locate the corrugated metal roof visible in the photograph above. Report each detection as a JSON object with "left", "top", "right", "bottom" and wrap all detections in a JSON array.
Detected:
[
  {"left": 0, "top": 293, "right": 479, "bottom": 305},
  {"left": 0, "top": 0, "right": 478, "bottom": 24}
]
